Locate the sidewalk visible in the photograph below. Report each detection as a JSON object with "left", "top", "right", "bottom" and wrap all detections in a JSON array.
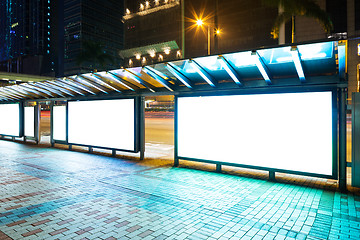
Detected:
[{"left": 0, "top": 140, "right": 360, "bottom": 240}]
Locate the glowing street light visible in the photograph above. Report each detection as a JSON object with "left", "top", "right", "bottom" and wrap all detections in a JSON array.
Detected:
[{"left": 195, "top": 18, "right": 220, "bottom": 56}]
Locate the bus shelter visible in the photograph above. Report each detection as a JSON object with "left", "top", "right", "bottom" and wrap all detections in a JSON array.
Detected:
[{"left": 0, "top": 40, "right": 350, "bottom": 191}]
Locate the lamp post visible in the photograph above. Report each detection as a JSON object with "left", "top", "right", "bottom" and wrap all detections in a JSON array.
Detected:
[{"left": 196, "top": 19, "right": 214, "bottom": 56}]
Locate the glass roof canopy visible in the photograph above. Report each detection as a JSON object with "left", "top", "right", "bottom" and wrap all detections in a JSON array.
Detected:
[{"left": 0, "top": 40, "right": 346, "bottom": 102}]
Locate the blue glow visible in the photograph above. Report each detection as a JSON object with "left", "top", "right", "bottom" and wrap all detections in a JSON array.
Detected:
[
  {"left": 358, "top": 43, "right": 360, "bottom": 56},
  {"left": 298, "top": 42, "right": 333, "bottom": 60},
  {"left": 190, "top": 60, "right": 216, "bottom": 87},
  {"left": 227, "top": 51, "right": 256, "bottom": 67},
  {"left": 166, "top": 64, "right": 192, "bottom": 88},
  {"left": 252, "top": 52, "right": 271, "bottom": 83},
  {"left": 144, "top": 66, "right": 169, "bottom": 79},
  {"left": 338, "top": 43, "right": 346, "bottom": 77},
  {"left": 192, "top": 56, "right": 222, "bottom": 71},
  {"left": 143, "top": 67, "right": 173, "bottom": 91},
  {"left": 218, "top": 57, "right": 242, "bottom": 86},
  {"left": 291, "top": 48, "right": 306, "bottom": 82}
]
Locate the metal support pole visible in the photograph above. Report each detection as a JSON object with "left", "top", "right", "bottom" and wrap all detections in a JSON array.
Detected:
[
  {"left": 69, "top": 144, "right": 72, "bottom": 150},
  {"left": 339, "top": 88, "right": 347, "bottom": 192},
  {"left": 181, "top": 0, "right": 185, "bottom": 57},
  {"left": 112, "top": 149, "right": 116, "bottom": 157},
  {"left": 140, "top": 97, "right": 145, "bottom": 160},
  {"left": 216, "top": 164, "right": 221, "bottom": 173},
  {"left": 89, "top": 147, "right": 93, "bottom": 153},
  {"left": 269, "top": 171, "right": 276, "bottom": 181},
  {"left": 50, "top": 101, "right": 54, "bottom": 147},
  {"left": 174, "top": 97, "right": 179, "bottom": 167},
  {"left": 207, "top": 25, "right": 211, "bottom": 56},
  {"left": 35, "top": 104, "right": 40, "bottom": 144},
  {"left": 214, "top": 0, "right": 219, "bottom": 53}
]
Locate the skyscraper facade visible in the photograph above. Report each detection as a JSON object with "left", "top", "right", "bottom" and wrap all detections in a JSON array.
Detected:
[
  {"left": 0, "top": 0, "right": 54, "bottom": 75},
  {"left": 63, "top": 0, "right": 124, "bottom": 76}
]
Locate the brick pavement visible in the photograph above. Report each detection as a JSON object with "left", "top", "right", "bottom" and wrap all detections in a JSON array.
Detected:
[{"left": 0, "top": 140, "right": 360, "bottom": 240}]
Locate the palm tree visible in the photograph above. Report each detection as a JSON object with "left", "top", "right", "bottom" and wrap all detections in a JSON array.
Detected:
[
  {"left": 262, "top": 0, "right": 333, "bottom": 43},
  {"left": 76, "top": 40, "right": 114, "bottom": 72}
]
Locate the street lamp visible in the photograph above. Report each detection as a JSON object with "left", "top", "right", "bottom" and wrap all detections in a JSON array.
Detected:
[{"left": 196, "top": 18, "right": 220, "bottom": 56}]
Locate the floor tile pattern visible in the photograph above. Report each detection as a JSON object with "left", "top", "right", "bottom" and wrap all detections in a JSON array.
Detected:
[{"left": 0, "top": 140, "right": 360, "bottom": 240}]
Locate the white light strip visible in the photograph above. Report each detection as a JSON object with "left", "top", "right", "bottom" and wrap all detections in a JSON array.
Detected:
[
  {"left": 190, "top": 61, "right": 216, "bottom": 87},
  {"left": 143, "top": 67, "right": 173, "bottom": 92},
  {"left": 166, "top": 65, "right": 192, "bottom": 88},
  {"left": 218, "top": 56, "right": 242, "bottom": 86},
  {"left": 291, "top": 47, "right": 306, "bottom": 82},
  {"left": 252, "top": 52, "right": 271, "bottom": 83}
]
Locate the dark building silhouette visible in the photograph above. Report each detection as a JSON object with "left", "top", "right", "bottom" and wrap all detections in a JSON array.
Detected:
[
  {"left": 0, "top": 0, "right": 54, "bottom": 76},
  {"left": 63, "top": 0, "right": 124, "bottom": 76}
]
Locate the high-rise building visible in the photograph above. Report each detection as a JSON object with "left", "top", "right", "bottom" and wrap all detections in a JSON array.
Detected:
[
  {"left": 121, "top": 0, "right": 278, "bottom": 67},
  {"left": 0, "top": 0, "right": 54, "bottom": 76},
  {"left": 63, "top": 0, "right": 124, "bottom": 76}
]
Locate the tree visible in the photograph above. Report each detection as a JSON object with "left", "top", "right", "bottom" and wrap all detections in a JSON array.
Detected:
[
  {"left": 262, "top": 0, "right": 333, "bottom": 43},
  {"left": 76, "top": 40, "right": 114, "bottom": 72}
]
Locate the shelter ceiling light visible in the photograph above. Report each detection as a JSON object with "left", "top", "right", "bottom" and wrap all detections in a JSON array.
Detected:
[
  {"left": 218, "top": 56, "right": 242, "bottom": 86},
  {"left": 126, "top": 8, "right": 130, "bottom": 14},
  {"left": 164, "top": 48, "right": 170, "bottom": 55},
  {"left": 140, "top": 3, "right": 144, "bottom": 11},
  {"left": 149, "top": 50, "right": 156, "bottom": 58},
  {"left": 291, "top": 46, "right": 306, "bottom": 82},
  {"left": 252, "top": 51, "right": 271, "bottom": 84},
  {"left": 135, "top": 54, "right": 141, "bottom": 60}
]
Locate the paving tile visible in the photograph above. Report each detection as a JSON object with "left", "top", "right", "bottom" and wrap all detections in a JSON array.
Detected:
[{"left": 0, "top": 141, "right": 360, "bottom": 240}]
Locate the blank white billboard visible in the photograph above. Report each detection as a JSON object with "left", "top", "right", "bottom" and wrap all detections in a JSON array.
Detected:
[
  {"left": 0, "top": 103, "right": 20, "bottom": 136},
  {"left": 53, "top": 106, "right": 66, "bottom": 141},
  {"left": 177, "top": 91, "right": 333, "bottom": 176},
  {"left": 24, "top": 106, "right": 35, "bottom": 137},
  {"left": 68, "top": 99, "right": 135, "bottom": 151}
]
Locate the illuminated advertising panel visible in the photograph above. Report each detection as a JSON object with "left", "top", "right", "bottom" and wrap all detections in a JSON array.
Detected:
[
  {"left": 24, "top": 106, "right": 35, "bottom": 137},
  {"left": 0, "top": 103, "right": 20, "bottom": 136},
  {"left": 68, "top": 99, "right": 135, "bottom": 151},
  {"left": 177, "top": 91, "right": 333, "bottom": 176},
  {"left": 53, "top": 106, "right": 66, "bottom": 141}
]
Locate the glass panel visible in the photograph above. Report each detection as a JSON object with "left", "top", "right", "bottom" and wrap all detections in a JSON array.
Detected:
[
  {"left": 68, "top": 99, "right": 135, "bottom": 151},
  {"left": 53, "top": 106, "right": 66, "bottom": 141},
  {"left": 0, "top": 104, "right": 20, "bottom": 136},
  {"left": 24, "top": 106, "right": 35, "bottom": 137},
  {"left": 177, "top": 92, "right": 333, "bottom": 176}
]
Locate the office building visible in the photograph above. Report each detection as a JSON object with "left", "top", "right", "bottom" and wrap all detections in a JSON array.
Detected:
[
  {"left": 0, "top": 0, "right": 54, "bottom": 76},
  {"left": 63, "top": 0, "right": 124, "bottom": 76}
]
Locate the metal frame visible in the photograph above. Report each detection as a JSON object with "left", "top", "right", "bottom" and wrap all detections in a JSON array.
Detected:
[
  {"left": 0, "top": 102, "right": 23, "bottom": 138},
  {"left": 23, "top": 104, "right": 40, "bottom": 143},
  {"left": 50, "top": 97, "right": 142, "bottom": 154},
  {"left": 352, "top": 92, "right": 360, "bottom": 188},
  {"left": 50, "top": 102, "right": 68, "bottom": 145},
  {"left": 174, "top": 87, "right": 339, "bottom": 180}
]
